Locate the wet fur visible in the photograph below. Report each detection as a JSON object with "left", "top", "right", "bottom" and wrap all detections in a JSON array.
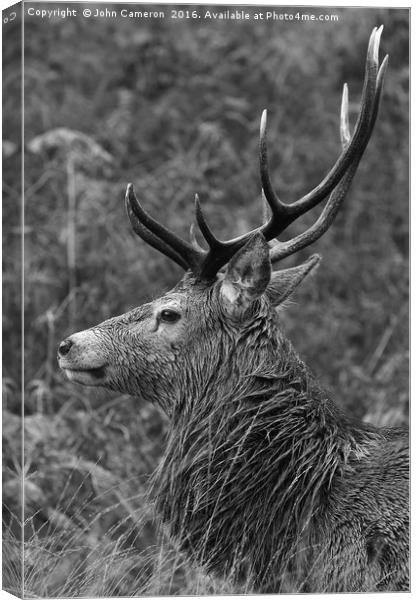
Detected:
[{"left": 152, "top": 300, "right": 408, "bottom": 592}]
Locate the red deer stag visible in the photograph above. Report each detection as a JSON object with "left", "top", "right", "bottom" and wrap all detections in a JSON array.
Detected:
[{"left": 58, "top": 28, "right": 408, "bottom": 592}]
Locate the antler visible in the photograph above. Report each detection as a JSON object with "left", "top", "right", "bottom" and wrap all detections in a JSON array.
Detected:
[{"left": 126, "top": 27, "right": 387, "bottom": 280}]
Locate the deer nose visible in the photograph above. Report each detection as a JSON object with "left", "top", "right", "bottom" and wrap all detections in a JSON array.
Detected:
[{"left": 58, "top": 338, "right": 73, "bottom": 357}]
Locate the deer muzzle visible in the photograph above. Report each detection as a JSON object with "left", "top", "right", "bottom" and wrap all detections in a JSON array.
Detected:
[{"left": 57, "top": 330, "right": 108, "bottom": 386}]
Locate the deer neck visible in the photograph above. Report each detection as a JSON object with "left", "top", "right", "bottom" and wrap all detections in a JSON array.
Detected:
[{"left": 152, "top": 313, "right": 378, "bottom": 587}]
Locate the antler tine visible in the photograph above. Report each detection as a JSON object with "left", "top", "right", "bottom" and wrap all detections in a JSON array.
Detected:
[
  {"left": 340, "top": 84, "right": 351, "bottom": 150},
  {"left": 194, "top": 194, "right": 222, "bottom": 249},
  {"left": 191, "top": 107, "right": 297, "bottom": 278},
  {"left": 126, "top": 200, "right": 189, "bottom": 269},
  {"left": 261, "top": 189, "right": 270, "bottom": 225},
  {"left": 269, "top": 164, "right": 358, "bottom": 264},
  {"left": 189, "top": 221, "right": 206, "bottom": 253},
  {"left": 220, "top": 25, "right": 384, "bottom": 261},
  {"left": 126, "top": 184, "right": 203, "bottom": 271},
  {"left": 269, "top": 52, "right": 387, "bottom": 264},
  {"left": 195, "top": 194, "right": 246, "bottom": 278},
  {"left": 285, "top": 26, "right": 382, "bottom": 215},
  {"left": 259, "top": 109, "right": 288, "bottom": 224},
  {"left": 259, "top": 26, "right": 382, "bottom": 235}
]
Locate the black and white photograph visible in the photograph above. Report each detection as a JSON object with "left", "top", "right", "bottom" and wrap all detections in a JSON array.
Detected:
[{"left": 2, "top": 1, "right": 409, "bottom": 596}]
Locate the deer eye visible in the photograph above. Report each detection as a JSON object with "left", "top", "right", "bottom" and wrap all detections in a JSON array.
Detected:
[{"left": 159, "top": 309, "right": 181, "bottom": 324}]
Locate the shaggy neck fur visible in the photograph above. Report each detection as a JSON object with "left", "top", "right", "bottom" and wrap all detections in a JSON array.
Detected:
[{"left": 152, "top": 306, "right": 381, "bottom": 592}]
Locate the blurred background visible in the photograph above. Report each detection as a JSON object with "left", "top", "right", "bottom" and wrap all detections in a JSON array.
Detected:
[{"left": 3, "top": 3, "right": 409, "bottom": 596}]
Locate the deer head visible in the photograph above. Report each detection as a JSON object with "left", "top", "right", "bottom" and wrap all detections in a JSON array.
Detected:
[{"left": 58, "top": 28, "right": 387, "bottom": 417}]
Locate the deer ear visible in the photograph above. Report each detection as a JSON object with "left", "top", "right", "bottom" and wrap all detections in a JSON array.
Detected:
[
  {"left": 267, "top": 254, "right": 321, "bottom": 307},
  {"left": 220, "top": 233, "right": 271, "bottom": 314}
]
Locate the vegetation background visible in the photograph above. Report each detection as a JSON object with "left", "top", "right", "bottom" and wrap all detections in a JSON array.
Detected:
[{"left": 3, "top": 3, "right": 409, "bottom": 597}]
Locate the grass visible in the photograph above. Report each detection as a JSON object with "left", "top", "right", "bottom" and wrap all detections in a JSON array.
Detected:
[{"left": 4, "top": 477, "right": 236, "bottom": 597}]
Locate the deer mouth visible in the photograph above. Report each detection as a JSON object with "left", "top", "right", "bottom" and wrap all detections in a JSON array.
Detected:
[{"left": 61, "top": 365, "right": 107, "bottom": 386}]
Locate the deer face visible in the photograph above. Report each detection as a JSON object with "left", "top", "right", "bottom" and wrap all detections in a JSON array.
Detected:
[
  {"left": 58, "top": 276, "right": 216, "bottom": 409},
  {"left": 58, "top": 236, "right": 319, "bottom": 412}
]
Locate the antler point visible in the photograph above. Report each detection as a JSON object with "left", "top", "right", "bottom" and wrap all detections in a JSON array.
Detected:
[
  {"left": 308, "top": 253, "right": 322, "bottom": 263},
  {"left": 260, "top": 109, "right": 268, "bottom": 136},
  {"left": 126, "top": 183, "right": 135, "bottom": 198},
  {"left": 372, "top": 26, "right": 383, "bottom": 65},
  {"left": 340, "top": 84, "right": 351, "bottom": 148}
]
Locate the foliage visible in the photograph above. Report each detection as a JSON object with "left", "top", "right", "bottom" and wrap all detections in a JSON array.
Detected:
[{"left": 3, "top": 4, "right": 408, "bottom": 596}]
